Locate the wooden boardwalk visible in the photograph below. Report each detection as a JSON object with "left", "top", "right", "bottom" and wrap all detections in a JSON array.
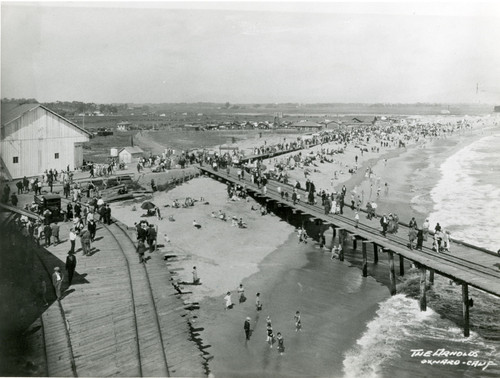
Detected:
[
  {"left": 0, "top": 203, "right": 207, "bottom": 377},
  {"left": 199, "top": 167, "right": 500, "bottom": 296}
]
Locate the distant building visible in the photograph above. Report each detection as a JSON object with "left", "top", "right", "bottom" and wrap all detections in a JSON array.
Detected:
[
  {"left": 118, "top": 146, "right": 144, "bottom": 164},
  {"left": 289, "top": 121, "right": 323, "bottom": 131},
  {"left": 1, "top": 103, "right": 91, "bottom": 179},
  {"left": 117, "top": 121, "right": 132, "bottom": 131}
]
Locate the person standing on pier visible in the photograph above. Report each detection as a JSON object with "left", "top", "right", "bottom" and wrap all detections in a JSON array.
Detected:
[
  {"left": 52, "top": 267, "right": 64, "bottom": 300},
  {"left": 408, "top": 227, "right": 418, "bottom": 250},
  {"left": 422, "top": 218, "right": 430, "bottom": 241},
  {"left": 69, "top": 228, "right": 77, "bottom": 253},
  {"left": 50, "top": 222, "right": 60, "bottom": 245},
  {"left": 65, "top": 251, "right": 77, "bottom": 285},
  {"left": 380, "top": 214, "right": 388, "bottom": 236},
  {"left": 80, "top": 228, "right": 92, "bottom": 256},
  {"left": 105, "top": 204, "right": 112, "bottom": 225}
]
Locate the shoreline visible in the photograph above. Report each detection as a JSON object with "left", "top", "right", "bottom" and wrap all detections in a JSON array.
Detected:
[{"left": 110, "top": 120, "right": 499, "bottom": 376}]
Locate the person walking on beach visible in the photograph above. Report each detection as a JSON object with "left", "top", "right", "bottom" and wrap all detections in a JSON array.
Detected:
[
  {"left": 266, "top": 324, "right": 274, "bottom": 348},
  {"left": 237, "top": 283, "right": 246, "bottom": 303},
  {"left": 256, "top": 292, "right": 262, "bottom": 311},
  {"left": 355, "top": 211, "right": 360, "bottom": 228},
  {"left": 224, "top": 291, "right": 233, "bottom": 310},
  {"left": 244, "top": 317, "right": 251, "bottom": 341},
  {"left": 294, "top": 311, "right": 302, "bottom": 332},
  {"left": 136, "top": 240, "right": 147, "bottom": 263},
  {"left": 276, "top": 332, "right": 285, "bottom": 355},
  {"left": 192, "top": 266, "right": 200, "bottom": 284},
  {"left": 65, "top": 251, "right": 77, "bottom": 285},
  {"left": 147, "top": 224, "right": 157, "bottom": 252},
  {"left": 52, "top": 267, "right": 64, "bottom": 300}
]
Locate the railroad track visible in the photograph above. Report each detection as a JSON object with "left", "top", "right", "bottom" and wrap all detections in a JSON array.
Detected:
[
  {"left": 98, "top": 220, "right": 170, "bottom": 377},
  {"left": 2, "top": 202, "right": 207, "bottom": 376}
]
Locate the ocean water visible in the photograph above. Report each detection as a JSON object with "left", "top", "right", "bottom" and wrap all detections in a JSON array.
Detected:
[
  {"left": 428, "top": 132, "right": 500, "bottom": 251},
  {"left": 343, "top": 131, "right": 500, "bottom": 377}
]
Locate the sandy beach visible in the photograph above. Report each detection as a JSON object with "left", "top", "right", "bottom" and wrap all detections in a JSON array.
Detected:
[{"left": 114, "top": 116, "right": 500, "bottom": 377}]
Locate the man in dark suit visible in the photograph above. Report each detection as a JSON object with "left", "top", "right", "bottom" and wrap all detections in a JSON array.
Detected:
[
  {"left": 105, "top": 204, "right": 112, "bottom": 225},
  {"left": 380, "top": 214, "right": 388, "bottom": 236},
  {"left": 52, "top": 267, "right": 64, "bottom": 300},
  {"left": 65, "top": 252, "right": 77, "bottom": 285}
]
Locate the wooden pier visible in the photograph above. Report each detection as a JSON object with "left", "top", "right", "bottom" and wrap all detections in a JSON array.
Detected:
[
  {"left": 0, "top": 203, "right": 208, "bottom": 377},
  {"left": 199, "top": 166, "right": 500, "bottom": 337}
]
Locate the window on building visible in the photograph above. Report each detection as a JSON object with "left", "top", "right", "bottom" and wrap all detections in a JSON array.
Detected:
[
  {"left": 55, "top": 153, "right": 60, "bottom": 159},
  {"left": 13, "top": 156, "right": 19, "bottom": 164}
]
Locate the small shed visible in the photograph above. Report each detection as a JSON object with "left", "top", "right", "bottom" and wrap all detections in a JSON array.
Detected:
[{"left": 118, "top": 146, "right": 144, "bottom": 164}]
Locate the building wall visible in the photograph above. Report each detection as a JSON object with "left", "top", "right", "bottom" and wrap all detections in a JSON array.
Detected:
[
  {"left": 1, "top": 107, "right": 89, "bottom": 179},
  {"left": 118, "top": 151, "right": 132, "bottom": 164}
]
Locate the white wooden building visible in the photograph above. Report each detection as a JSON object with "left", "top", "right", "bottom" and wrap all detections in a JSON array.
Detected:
[
  {"left": 1, "top": 103, "right": 91, "bottom": 179},
  {"left": 118, "top": 146, "right": 144, "bottom": 164}
]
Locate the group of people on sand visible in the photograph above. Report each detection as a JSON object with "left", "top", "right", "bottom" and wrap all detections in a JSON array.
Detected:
[{"left": 211, "top": 210, "right": 247, "bottom": 229}]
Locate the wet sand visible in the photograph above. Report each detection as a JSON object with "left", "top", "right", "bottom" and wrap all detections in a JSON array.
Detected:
[{"left": 196, "top": 233, "right": 391, "bottom": 378}]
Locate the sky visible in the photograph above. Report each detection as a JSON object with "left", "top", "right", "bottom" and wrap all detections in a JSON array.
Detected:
[{"left": 1, "top": 1, "right": 500, "bottom": 104}]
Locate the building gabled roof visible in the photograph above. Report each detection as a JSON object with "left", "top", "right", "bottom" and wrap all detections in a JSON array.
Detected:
[
  {"left": 119, "top": 146, "right": 144, "bottom": 155},
  {"left": 1, "top": 103, "right": 92, "bottom": 137}
]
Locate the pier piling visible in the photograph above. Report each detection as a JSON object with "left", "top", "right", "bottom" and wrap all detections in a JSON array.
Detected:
[
  {"left": 429, "top": 269, "right": 434, "bottom": 286},
  {"left": 373, "top": 244, "right": 378, "bottom": 264},
  {"left": 362, "top": 241, "right": 368, "bottom": 277},
  {"left": 399, "top": 255, "right": 405, "bottom": 276},
  {"left": 388, "top": 250, "right": 396, "bottom": 295},
  {"left": 462, "top": 283, "right": 470, "bottom": 337},
  {"left": 419, "top": 266, "right": 427, "bottom": 311}
]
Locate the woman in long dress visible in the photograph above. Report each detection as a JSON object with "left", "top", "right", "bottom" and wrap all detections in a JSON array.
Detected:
[{"left": 224, "top": 291, "right": 232, "bottom": 310}]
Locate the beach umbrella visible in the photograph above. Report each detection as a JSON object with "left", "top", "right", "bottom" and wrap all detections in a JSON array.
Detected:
[{"left": 141, "top": 201, "right": 156, "bottom": 210}]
